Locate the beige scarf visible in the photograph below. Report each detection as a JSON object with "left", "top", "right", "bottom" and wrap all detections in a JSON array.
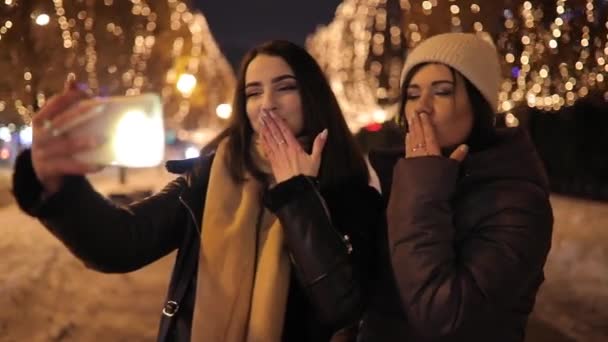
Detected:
[{"left": 191, "top": 138, "right": 291, "bottom": 342}]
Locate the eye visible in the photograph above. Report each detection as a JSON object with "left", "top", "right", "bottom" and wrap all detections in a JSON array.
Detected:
[
  {"left": 245, "top": 91, "right": 261, "bottom": 98},
  {"left": 434, "top": 88, "right": 454, "bottom": 96},
  {"left": 277, "top": 83, "right": 298, "bottom": 92},
  {"left": 406, "top": 93, "right": 420, "bottom": 100}
]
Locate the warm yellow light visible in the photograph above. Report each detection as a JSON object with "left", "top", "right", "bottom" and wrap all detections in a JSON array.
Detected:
[
  {"left": 176, "top": 73, "right": 196, "bottom": 95},
  {"left": 216, "top": 103, "right": 232, "bottom": 119},
  {"left": 411, "top": 32, "right": 421, "bottom": 42},
  {"left": 422, "top": 1, "right": 432, "bottom": 10},
  {"left": 505, "top": 53, "right": 515, "bottom": 63},
  {"left": 450, "top": 5, "right": 460, "bottom": 14},
  {"left": 549, "top": 39, "right": 558, "bottom": 49},
  {"left": 505, "top": 113, "right": 519, "bottom": 127},
  {"left": 35, "top": 14, "right": 50, "bottom": 26},
  {"left": 576, "top": 62, "right": 584, "bottom": 70},
  {"left": 471, "top": 4, "right": 480, "bottom": 13},
  {"left": 552, "top": 29, "right": 561, "bottom": 38},
  {"left": 527, "top": 93, "right": 537, "bottom": 107},
  {"left": 566, "top": 92, "right": 575, "bottom": 101}
]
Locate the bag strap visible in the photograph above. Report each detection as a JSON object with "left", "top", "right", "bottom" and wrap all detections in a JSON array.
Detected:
[{"left": 157, "top": 152, "right": 215, "bottom": 341}]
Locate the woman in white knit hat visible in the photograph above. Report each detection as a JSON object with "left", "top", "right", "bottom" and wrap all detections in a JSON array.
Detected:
[{"left": 361, "top": 32, "right": 554, "bottom": 341}]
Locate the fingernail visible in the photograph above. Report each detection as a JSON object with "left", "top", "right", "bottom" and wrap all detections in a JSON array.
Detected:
[
  {"left": 419, "top": 112, "right": 427, "bottom": 119},
  {"left": 460, "top": 145, "right": 469, "bottom": 152},
  {"left": 320, "top": 129, "right": 328, "bottom": 139}
]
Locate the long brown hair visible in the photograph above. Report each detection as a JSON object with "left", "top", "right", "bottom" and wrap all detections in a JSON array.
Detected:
[{"left": 204, "top": 40, "right": 369, "bottom": 188}]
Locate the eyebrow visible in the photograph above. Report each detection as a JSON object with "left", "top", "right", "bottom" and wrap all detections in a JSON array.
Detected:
[
  {"left": 407, "top": 80, "right": 454, "bottom": 89},
  {"left": 245, "top": 74, "right": 297, "bottom": 89}
]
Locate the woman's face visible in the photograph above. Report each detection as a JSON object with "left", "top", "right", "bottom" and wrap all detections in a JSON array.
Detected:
[
  {"left": 403, "top": 63, "right": 474, "bottom": 148},
  {"left": 245, "top": 54, "right": 304, "bottom": 136}
]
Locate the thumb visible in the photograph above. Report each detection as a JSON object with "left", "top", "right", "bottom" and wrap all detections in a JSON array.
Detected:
[
  {"left": 311, "top": 129, "right": 328, "bottom": 160},
  {"left": 450, "top": 144, "right": 469, "bottom": 162}
]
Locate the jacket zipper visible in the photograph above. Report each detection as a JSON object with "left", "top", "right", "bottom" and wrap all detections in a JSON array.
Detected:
[
  {"left": 304, "top": 177, "right": 353, "bottom": 254},
  {"left": 179, "top": 194, "right": 201, "bottom": 237}
]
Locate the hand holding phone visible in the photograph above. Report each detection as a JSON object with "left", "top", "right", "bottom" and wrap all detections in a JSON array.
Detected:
[{"left": 56, "top": 93, "right": 165, "bottom": 168}]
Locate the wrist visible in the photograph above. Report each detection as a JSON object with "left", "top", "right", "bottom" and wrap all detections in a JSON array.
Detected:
[{"left": 39, "top": 177, "right": 64, "bottom": 197}]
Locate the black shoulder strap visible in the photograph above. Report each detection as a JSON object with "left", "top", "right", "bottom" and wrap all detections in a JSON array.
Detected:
[{"left": 157, "top": 152, "right": 215, "bottom": 341}]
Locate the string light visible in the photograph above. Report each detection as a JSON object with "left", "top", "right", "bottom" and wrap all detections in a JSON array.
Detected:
[
  {"left": 0, "top": 20, "right": 13, "bottom": 41},
  {"left": 0, "top": 1, "right": 235, "bottom": 131},
  {"left": 307, "top": 0, "right": 405, "bottom": 131},
  {"left": 309, "top": 0, "right": 608, "bottom": 129}
]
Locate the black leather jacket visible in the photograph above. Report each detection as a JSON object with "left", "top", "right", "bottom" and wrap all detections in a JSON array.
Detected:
[{"left": 12, "top": 150, "right": 382, "bottom": 341}]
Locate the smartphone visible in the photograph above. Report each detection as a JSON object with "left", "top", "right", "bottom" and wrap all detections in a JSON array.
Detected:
[{"left": 56, "top": 93, "right": 165, "bottom": 168}]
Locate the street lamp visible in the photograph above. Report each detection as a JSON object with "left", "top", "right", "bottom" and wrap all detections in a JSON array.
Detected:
[
  {"left": 176, "top": 73, "right": 196, "bottom": 97},
  {"left": 35, "top": 13, "right": 50, "bottom": 26}
]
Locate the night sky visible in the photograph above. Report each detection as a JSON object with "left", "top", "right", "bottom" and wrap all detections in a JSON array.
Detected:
[{"left": 193, "top": 0, "right": 342, "bottom": 69}]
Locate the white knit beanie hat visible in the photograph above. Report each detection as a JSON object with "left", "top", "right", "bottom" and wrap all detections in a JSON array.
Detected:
[{"left": 400, "top": 33, "right": 501, "bottom": 110}]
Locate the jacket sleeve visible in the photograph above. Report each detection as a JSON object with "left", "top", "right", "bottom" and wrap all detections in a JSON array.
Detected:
[
  {"left": 264, "top": 175, "right": 381, "bottom": 329},
  {"left": 387, "top": 157, "right": 553, "bottom": 338},
  {"left": 12, "top": 149, "right": 188, "bottom": 273}
]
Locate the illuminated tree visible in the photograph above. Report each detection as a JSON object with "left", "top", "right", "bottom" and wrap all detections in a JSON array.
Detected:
[{"left": 0, "top": 0, "right": 235, "bottom": 132}]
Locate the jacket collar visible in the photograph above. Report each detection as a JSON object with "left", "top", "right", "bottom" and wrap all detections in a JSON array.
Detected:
[{"left": 165, "top": 152, "right": 216, "bottom": 215}]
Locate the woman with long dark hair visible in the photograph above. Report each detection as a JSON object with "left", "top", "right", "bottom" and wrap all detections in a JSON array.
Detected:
[{"left": 12, "top": 40, "right": 381, "bottom": 341}]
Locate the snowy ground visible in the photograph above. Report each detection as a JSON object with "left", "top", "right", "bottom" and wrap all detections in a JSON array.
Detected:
[
  {"left": 0, "top": 166, "right": 177, "bottom": 342},
  {"left": 0, "top": 166, "right": 606, "bottom": 341}
]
